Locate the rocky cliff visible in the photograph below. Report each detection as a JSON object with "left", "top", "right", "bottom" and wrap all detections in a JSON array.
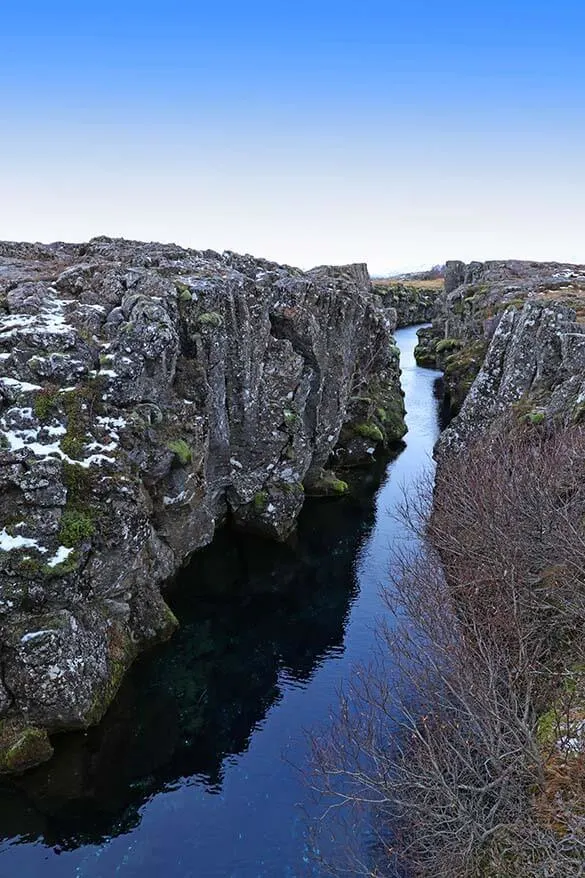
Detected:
[
  {"left": 416, "top": 259, "right": 585, "bottom": 418},
  {"left": 0, "top": 237, "right": 406, "bottom": 772},
  {"left": 372, "top": 281, "right": 441, "bottom": 327},
  {"left": 422, "top": 260, "right": 585, "bottom": 453}
]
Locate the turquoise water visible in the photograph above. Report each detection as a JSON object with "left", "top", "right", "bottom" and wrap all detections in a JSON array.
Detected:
[{"left": 0, "top": 325, "right": 444, "bottom": 877}]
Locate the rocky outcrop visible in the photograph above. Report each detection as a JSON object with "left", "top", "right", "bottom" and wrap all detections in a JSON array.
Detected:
[
  {"left": 372, "top": 281, "right": 441, "bottom": 327},
  {"left": 437, "top": 300, "right": 585, "bottom": 455},
  {"left": 416, "top": 259, "right": 585, "bottom": 417},
  {"left": 0, "top": 237, "right": 406, "bottom": 772}
]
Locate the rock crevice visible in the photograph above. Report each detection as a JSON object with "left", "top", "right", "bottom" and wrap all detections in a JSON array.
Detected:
[{"left": 0, "top": 237, "right": 406, "bottom": 771}]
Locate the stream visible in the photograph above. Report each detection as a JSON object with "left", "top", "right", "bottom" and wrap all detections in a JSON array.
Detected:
[{"left": 0, "top": 324, "right": 445, "bottom": 877}]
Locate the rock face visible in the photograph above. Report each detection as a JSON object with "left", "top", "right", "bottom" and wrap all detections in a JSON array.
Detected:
[
  {"left": 372, "top": 281, "right": 440, "bottom": 327},
  {"left": 432, "top": 261, "right": 585, "bottom": 455},
  {"left": 0, "top": 237, "right": 406, "bottom": 772},
  {"left": 416, "top": 259, "right": 585, "bottom": 417}
]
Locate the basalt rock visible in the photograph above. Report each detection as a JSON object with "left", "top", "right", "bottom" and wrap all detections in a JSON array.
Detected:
[
  {"left": 373, "top": 281, "right": 441, "bottom": 327},
  {"left": 435, "top": 289, "right": 585, "bottom": 456},
  {"left": 417, "top": 259, "right": 585, "bottom": 418},
  {"left": 0, "top": 237, "right": 406, "bottom": 771}
]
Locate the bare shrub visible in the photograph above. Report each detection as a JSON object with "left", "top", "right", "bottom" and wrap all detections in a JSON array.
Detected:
[{"left": 310, "top": 426, "right": 585, "bottom": 877}]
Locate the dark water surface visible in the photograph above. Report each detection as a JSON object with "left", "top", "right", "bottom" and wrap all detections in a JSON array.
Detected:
[{"left": 0, "top": 325, "right": 443, "bottom": 878}]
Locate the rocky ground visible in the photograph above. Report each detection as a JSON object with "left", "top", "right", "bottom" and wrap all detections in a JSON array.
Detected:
[{"left": 0, "top": 237, "right": 406, "bottom": 773}]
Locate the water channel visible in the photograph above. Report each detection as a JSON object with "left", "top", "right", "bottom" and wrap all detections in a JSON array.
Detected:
[{"left": 0, "top": 324, "right": 445, "bottom": 878}]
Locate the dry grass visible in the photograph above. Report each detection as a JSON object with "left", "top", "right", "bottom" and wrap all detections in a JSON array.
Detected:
[
  {"left": 535, "top": 285, "right": 585, "bottom": 323},
  {"left": 372, "top": 277, "right": 444, "bottom": 291}
]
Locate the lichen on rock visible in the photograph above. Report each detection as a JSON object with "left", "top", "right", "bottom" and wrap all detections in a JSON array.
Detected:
[
  {"left": 0, "top": 237, "right": 405, "bottom": 771},
  {"left": 414, "top": 258, "right": 585, "bottom": 425},
  {"left": 429, "top": 259, "right": 585, "bottom": 455}
]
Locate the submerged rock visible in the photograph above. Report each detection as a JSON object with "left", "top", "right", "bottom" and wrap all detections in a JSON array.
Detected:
[{"left": 0, "top": 236, "right": 406, "bottom": 771}]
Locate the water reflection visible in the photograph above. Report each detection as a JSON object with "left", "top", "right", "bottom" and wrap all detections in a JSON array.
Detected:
[
  {"left": 0, "top": 324, "right": 442, "bottom": 877},
  {"left": 0, "top": 455, "right": 395, "bottom": 852}
]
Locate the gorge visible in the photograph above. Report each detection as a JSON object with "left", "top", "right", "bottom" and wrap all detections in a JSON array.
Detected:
[
  {"left": 0, "top": 238, "right": 407, "bottom": 773},
  {"left": 1, "top": 244, "right": 585, "bottom": 876}
]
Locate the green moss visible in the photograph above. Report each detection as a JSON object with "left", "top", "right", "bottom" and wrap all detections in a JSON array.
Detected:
[
  {"left": 283, "top": 408, "right": 300, "bottom": 428},
  {"left": 278, "top": 480, "right": 305, "bottom": 495},
  {"left": 33, "top": 386, "right": 60, "bottom": 421},
  {"left": 0, "top": 722, "right": 53, "bottom": 774},
  {"left": 305, "top": 470, "right": 349, "bottom": 497},
  {"left": 166, "top": 438, "right": 192, "bottom": 465},
  {"left": 525, "top": 411, "right": 545, "bottom": 426},
  {"left": 59, "top": 383, "right": 105, "bottom": 460},
  {"left": 61, "top": 433, "right": 85, "bottom": 459},
  {"left": 572, "top": 401, "right": 585, "bottom": 424},
  {"left": 161, "top": 601, "right": 180, "bottom": 636},
  {"left": 43, "top": 550, "right": 79, "bottom": 577},
  {"left": 175, "top": 281, "right": 192, "bottom": 301},
  {"left": 198, "top": 311, "right": 223, "bottom": 328},
  {"left": 62, "top": 462, "right": 94, "bottom": 502},
  {"left": 58, "top": 509, "right": 95, "bottom": 547},
  {"left": 413, "top": 343, "right": 439, "bottom": 368},
  {"left": 498, "top": 297, "right": 526, "bottom": 311},
  {"left": 436, "top": 337, "right": 464, "bottom": 354},
  {"left": 537, "top": 708, "right": 557, "bottom": 746},
  {"left": 85, "top": 628, "right": 137, "bottom": 727},
  {"left": 253, "top": 491, "right": 268, "bottom": 511},
  {"left": 354, "top": 422, "right": 385, "bottom": 443}
]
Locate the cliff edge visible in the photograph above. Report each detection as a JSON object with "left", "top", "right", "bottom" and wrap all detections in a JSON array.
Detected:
[{"left": 0, "top": 237, "right": 406, "bottom": 772}]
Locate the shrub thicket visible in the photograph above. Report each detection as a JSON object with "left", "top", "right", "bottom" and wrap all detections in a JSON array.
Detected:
[{"left": 311, "top": 426, "right": 585, "bottom": 877}]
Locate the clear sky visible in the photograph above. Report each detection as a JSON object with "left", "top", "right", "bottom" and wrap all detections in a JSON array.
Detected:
[{"left": 2, "top": 1, "right": 584, "bottom": 274}]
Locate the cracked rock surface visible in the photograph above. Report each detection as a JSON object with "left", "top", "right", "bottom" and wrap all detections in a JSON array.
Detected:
[
  {"left": 0, "top": 237, "right": 405, "bottom": 771},
  {"left": 431, "top": 260, "right": 585, "bottom": 454}
]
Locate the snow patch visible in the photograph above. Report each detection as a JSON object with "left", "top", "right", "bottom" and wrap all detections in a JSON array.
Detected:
[
  {"left": 0, "top": 529, "right": 47, "bottom": 553},
  {"left": 21, "top": 629, "right": 58, "bottom": 644},
  {"left": 46, "top": 546, "right": 74, "bottom": 568},
  {"left": 0, "top": 377, "right": 42, "bottom": 393}
]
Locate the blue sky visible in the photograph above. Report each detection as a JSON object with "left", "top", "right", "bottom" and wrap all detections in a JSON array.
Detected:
[{"left": 2, "top": 1, "right": 584, "bottom": 272}]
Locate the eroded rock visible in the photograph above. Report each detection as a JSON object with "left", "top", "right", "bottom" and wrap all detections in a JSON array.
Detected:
[{"left": 0, "top": 236, "right": 406, "bottom": 771}]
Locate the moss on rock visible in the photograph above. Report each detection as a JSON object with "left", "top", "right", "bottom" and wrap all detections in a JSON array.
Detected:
[
  {"left": 59, "top": 509, "right": 95, "bottom": 546},
  {"left": 305, "top": 469, "right": 349, "bottom": 497},
  {"left": 166, "top": 438, "right": 192, "bottom": 465},
  {"left": 198, "top": 311, "right": 223, "bottom": 328},
  {"left": 253, "top": 491, "right": 268, "bottom": 511},
  {"left": 354, "top": 422, "right": 385, "bottom": 443},
  {"left": 0, "top": 722, "right": 53, "bottom": 774}
]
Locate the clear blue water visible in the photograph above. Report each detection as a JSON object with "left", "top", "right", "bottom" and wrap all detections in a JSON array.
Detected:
[{"left": 0, "top": 325, "right": 444, "bottom": 878}]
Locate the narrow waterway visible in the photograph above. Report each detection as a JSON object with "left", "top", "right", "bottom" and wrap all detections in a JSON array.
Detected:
[{"left": 0, "top": 325, "right": 444, "bottom": 878}]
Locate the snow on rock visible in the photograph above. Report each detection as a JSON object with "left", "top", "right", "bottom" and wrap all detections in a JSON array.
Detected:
[
  {"left": 46, "top": 546, "right": 74, "bottom": 568},
  {"left": 0, "top": 235, "right": 407, "bottom": 774},
  {"left": 0, "top": 529, "right": 47, "bottom": 553}
]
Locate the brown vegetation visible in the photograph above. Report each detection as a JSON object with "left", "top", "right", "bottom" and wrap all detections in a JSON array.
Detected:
[
  {"left": 310, "top": 425, "right": 585, "bottom": 876},
  {"left": 536, "top": 285, "right": 585, "bottom": 323},
  {"left": 372, "top": 277, "right": 444, "bottom": 291}
]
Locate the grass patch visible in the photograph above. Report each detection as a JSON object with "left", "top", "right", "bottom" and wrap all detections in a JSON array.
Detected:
[{"left": 167, "top": 439, "right": 192, "bottom": 465}]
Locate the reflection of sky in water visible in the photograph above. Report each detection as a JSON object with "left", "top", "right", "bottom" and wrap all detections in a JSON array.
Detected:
[{"left": 0, "top": 325, "right": 443, "bottom": 878}]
